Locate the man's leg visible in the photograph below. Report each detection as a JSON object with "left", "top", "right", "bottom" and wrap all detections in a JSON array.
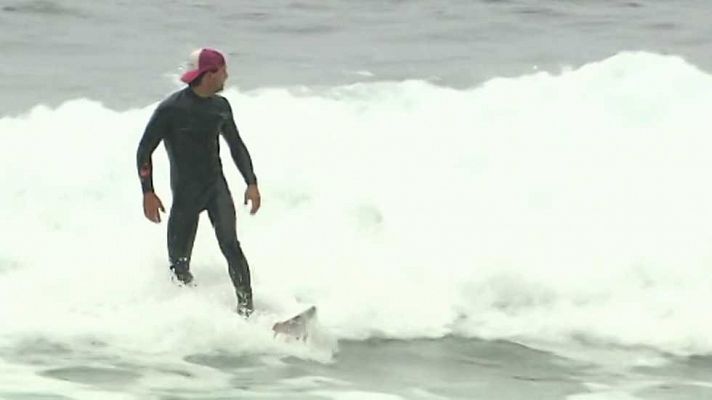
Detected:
[
  {"left": 207, "top": 179, "right": 253, "bottom": 316},
  {"left": 167, "top": 203, "right": 200, "bottom": 285}
]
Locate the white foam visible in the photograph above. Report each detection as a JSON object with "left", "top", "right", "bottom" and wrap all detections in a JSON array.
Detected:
[
  {"left": 310, "top": 391, "right": 404, "bottom": 400},
  {"left": 567, "top": 392, "right": 643, "bottom": 400},
  {"left": 2, "top": 52, "right": 712, "bottom": 357}
]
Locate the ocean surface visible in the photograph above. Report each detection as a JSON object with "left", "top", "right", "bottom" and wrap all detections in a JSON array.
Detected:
[{"left": 3, "top": 1, "right": 712, "bottom": 399}]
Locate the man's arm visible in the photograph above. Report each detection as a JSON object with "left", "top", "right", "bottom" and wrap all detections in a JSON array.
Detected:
[
  {"left": 136, "top": 106, "right": 169, "bottom": 193},
  {"left": 136, "top": 106, "right": 169, "bottom": 222},
  {"left": 221, "top": 99, "right": 260, "bottom": 214},
  {"left": 220, "top": 99, "right": 257, "bottom": 186}
]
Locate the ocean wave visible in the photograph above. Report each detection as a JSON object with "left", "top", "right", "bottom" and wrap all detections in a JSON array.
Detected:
[{"left": 1, "top": 52, "right": 712, "bottom": 357}]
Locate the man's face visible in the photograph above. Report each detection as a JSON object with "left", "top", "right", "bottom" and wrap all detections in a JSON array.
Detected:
[{"left": 209, "top": 65, "right": 228, "bottom": 92}]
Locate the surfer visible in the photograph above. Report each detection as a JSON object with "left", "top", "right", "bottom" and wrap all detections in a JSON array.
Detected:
[{"left": 136, "top": 48, "right": 260, "bottom": 317}]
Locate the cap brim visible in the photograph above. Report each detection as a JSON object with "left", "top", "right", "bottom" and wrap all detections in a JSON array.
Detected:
[{"left": 180, "top": 69, "right": 202, "bottom": 84}]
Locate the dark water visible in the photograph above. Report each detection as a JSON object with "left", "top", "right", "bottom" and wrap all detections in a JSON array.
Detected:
[
  {"left": 3, "top": 336, "right": 712, "bottom": 399},
  {"left": 2, "top": 0, "right": 712, "bottom": 115}
]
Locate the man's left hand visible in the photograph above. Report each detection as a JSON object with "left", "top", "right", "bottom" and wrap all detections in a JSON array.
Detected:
[{"left": 244, "top": 184, "right": 261, "bottom": 215}]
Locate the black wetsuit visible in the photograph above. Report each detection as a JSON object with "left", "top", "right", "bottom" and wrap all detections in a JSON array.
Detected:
[{"left": 136, "top": 87, "right": 257, "bottom": 313}]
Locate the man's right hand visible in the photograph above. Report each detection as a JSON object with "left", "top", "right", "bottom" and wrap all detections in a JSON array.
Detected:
[{"left": 143, "top": 192, "right": 165, "bottom": 223}]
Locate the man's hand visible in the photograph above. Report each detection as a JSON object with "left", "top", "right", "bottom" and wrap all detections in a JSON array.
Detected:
[
  {"left": 143, "top": 192, "right": 165, "bottom": 223},
  {"left": 244, "top": 184, "right": 261, "bottom": 215}
]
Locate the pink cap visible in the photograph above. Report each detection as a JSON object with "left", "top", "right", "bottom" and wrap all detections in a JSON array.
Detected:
[{"left": 180, "top": 48, "right": 226, "bottom": 84}]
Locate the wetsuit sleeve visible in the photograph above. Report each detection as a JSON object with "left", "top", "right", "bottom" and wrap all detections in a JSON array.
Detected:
[
  {"left": 221, "top": 99, "right": 258, "bottom": 186},
  {"left": 136, "top": 106, "right": 169, "bottom": 194}
]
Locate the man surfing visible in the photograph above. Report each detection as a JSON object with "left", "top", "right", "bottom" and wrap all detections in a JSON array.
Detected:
[{"left": 136, "top": 48, "right": 260, "bottom": 317}]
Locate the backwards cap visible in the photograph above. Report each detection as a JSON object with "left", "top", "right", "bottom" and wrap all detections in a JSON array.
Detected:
[{"left": 180, "top": 48, "right": 226, "bottom": 84}]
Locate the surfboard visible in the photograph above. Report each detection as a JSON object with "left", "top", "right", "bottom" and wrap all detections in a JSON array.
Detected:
[{"left": 272, "top": 306, "right": 317, "bottom": 341}]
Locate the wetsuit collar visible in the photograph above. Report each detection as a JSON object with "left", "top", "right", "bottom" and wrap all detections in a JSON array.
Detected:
[{"left": 186, "top": 86, "right": 214, "bottom": 100}]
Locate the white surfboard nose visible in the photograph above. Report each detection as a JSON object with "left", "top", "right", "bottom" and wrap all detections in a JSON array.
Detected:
[{"left": 273, "top": 306, "right": 317, "bottom": 341}]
